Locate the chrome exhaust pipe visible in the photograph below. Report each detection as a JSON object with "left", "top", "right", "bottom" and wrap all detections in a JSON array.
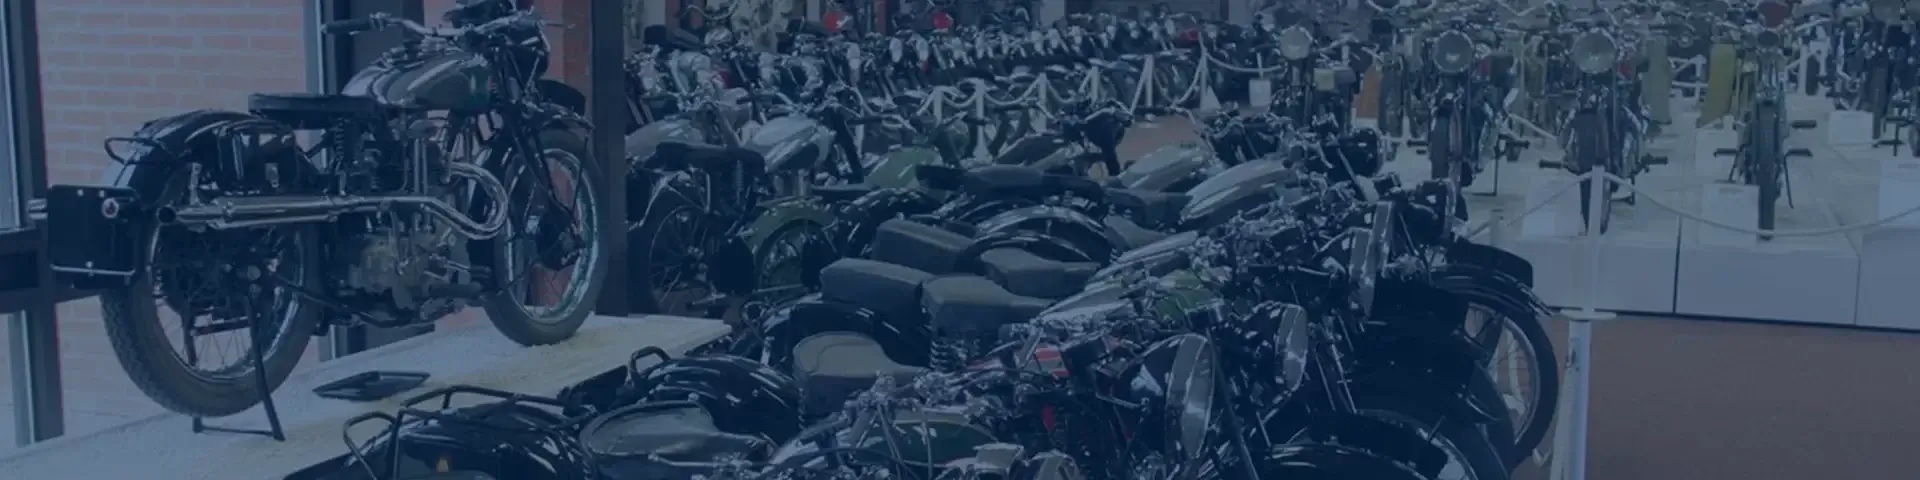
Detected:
[{"left": 156, "top": 162, "right": 512, "bottom": 239}]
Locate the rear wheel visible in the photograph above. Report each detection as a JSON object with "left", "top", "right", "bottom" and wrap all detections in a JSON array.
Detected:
[
  {"left": 1750, "top": 103, "right": 1781, "bottom": 238},
  {"left": 103, "top": 220, "right": 321, "bottom": 417},
  {"left": 483, "top": 128, "right": 609, "bottom": 345}
]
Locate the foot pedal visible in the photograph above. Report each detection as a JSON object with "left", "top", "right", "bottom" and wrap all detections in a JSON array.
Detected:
[{"left": 313, "top": 371, "right": 430, "bottom": 402}]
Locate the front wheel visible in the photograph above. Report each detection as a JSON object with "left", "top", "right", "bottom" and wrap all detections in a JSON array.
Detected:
[{"left": 482, "top": 128, "right": 610, "bottom": 346}]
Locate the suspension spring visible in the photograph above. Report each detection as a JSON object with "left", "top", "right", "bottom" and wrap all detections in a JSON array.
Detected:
[{"left": 930, "top": 335, "right": 973, "bottom": 372}]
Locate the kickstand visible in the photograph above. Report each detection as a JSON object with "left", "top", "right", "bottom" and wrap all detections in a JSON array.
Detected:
[{"left": 185, "top": 304, "right": 286, "bottom": 442}]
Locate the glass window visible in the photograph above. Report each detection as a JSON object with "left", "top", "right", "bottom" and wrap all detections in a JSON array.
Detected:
[
  {"left": 35, "top": 0, "right": 318, "bottom": 441},
  {"left": 2, "top": 0, "right": 21, "bottom": 453}
]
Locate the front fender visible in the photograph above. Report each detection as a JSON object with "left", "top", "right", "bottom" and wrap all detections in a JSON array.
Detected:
[
  {"left": 1445, "top": 240, "right": 1534, "bottom": 287},
  {"left": 975, "top": 206, "right": 1123, "bottom": 261}
]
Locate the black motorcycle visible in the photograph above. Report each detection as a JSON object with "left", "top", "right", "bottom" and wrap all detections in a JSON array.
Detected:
[{"left": 41, "top": 4, "right": 608, "bottom": 417}]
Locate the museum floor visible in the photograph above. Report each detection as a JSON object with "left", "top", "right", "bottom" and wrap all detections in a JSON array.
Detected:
[{"left": 1512, "top": 314, "right": 1920, "bottom": 480}]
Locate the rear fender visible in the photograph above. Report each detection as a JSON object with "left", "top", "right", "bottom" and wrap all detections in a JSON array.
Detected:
[
  {"left": 837, "top": 188, "right": 944, "bottom": 255},
  {"left": 537, "top": 79, "right": 587, "bottom": 115},
  {"left": 97, "top": 109, "right": 262, "bottom": 207},
  {"left": 975, "top": 206, "right": 1123, "bottom": 261},
  {"left": 960, "top": 232, "right": 1095, "bottom": 271}
]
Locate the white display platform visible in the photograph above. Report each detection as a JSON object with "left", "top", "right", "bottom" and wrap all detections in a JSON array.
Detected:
[
  {"left": 0, "top": 315, "right": 730, "bottom": 479},
  {"left": 1856, "top": 227, "right": 1920, "bottom": 330},
  {"left": 1671, "top": 117, "right": 1861, "bottom": 325},
  {"left": 1821, "top": 131, "right": 1920, "bottom": 330}
]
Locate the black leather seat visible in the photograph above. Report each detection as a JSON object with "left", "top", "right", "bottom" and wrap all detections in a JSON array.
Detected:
[
  {"left": 870, "top": 219, "right": 973, "bottom": 274},
  {"left": 818, "top": 259, "right": 933, "bottom": 326},
  {"left": 1107, "top": 188, "right": 1191, "bottom": 226},
  {"left": 813, "top": 184, "right": 875, "bottom": 203},
  {"left": 920, "top": 275, "right": 1051, "bottom": 335},
  {"left": 977, "top": 248, "right": 1099, "bottom": 299},
  {"left": 1105, "top": 216, "right": 1171, "bottom": 250},
  {"left": 653, "top": 141, "right": 766, "bottom": 172},
  {"left": 248, "top": 93, "right": 384, "bottom": 130},
  {"left": 962, "top": 164, "right": 1048, "bottom": 194},
  {"left": 791, "top": 332, "right": 927, "bottom": 415}
]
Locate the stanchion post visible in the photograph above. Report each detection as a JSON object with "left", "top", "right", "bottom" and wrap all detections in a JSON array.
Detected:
[{"left": 1557, "top": 170, "right": 1616, "bottom": 480}]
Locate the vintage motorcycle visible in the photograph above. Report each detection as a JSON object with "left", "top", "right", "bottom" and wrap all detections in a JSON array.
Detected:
[{"left": 42, "top": 3, "right": 608, "bottom": 416}]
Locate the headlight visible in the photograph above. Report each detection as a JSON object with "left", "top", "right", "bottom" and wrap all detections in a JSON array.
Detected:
[
  {"left": 1429, "top": 30, "right": 1476, "bottom": 74},
  {"left": 1280, "top": 25, "right": 1315, "bottom": 60},
  {"left": 1571, "top": 31, "right": 1618, "bottom": 75},
  {"left": 1757, "top": 30, "right": 1783, "bottom": 49}
]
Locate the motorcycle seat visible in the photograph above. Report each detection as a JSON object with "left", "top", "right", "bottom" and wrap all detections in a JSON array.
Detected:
[
  {"left": 963, "top": 164, "right": 1048, "bottom": 195},
  {"left": 1105, "top": 215, "right": 1171, "bottom": 250},
  {"left": 819, "top": 258, "right": 934, "bottom": 326},
  {"left": 248, "top": 93, "right": 385, "bottom": 130},
  {"left": 791, "top": 332, "right": 928, "bottom": 415},
  {"left": 921, "top": 275, "right": 1052, "bottom": 335},
  {"left": 653, "top": 141, "right": 766, "bottom": 172},
  {"left": 580, "top": 403, "right": 772, "bottom": 468},
  {"left": 813, "top": 184, "right": 875, "bottom": 203},
  {"left": 1105, "top": 188, "right": 1191, "bottom": 226},
  {"left": 871, "top": 218, "right": 973, "bottom": 274},
  {"left": 977, "top": 248, "right": 1098, "bottom": 299}
]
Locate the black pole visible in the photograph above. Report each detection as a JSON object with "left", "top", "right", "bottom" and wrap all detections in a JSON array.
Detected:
[
  {"left": 3, "top": 0, "right": 63, "bottom": 445},
  {"left": 591, "top": 0, "right": 632, "bottom": 316},
  {"left": 316, "top": 0, "right": 433, "bottom": 358}
]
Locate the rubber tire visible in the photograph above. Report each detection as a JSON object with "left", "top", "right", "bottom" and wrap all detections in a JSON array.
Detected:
[
  {"left": 1751, "top": 104, "right": 1781, "bottom": 237},
  {"left": 482, "top": 128, "right": 611, "bottom": 346},
  {"left": 1430, "top": 116, "right": 1455, "bottom": 182},
  {"left": 630, "top": 184, "right": 706, "bottom": 315},
  {"left": 1571, "top": 114, "right": 1613, "bottom": 233},
  {"left": 1355, "top": 396, "right": 1512, "bottom": 480},
  {"left": 1441, "top": 272, "right": 1561, "bottom": 464},
  {"left": 101, "top": 223, "right": 322, "bottom": 417}
]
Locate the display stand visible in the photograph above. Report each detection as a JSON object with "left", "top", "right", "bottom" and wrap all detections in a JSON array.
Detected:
[
  {"left": 185, "top": 307, "right": 286, "bottom": 441},
  {"left": 1550, "top": 168, "right": 1613, "bottom": 480}
]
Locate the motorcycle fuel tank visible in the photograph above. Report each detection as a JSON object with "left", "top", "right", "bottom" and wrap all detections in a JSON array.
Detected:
[
  {"left": 1180, "top": 161, "right": 1301, "bottom": 227},
  {"left": 343, "top": 50, "right": 493, "bottom": 113},
  {"left": 1114, "top": 144, "right": 1215, "bottom": 192},
  {"left": 625, "top": 118, "right": 710, "bottom": 166},
  {"left": 742, "top": 116, "right": 835, "bottom": 173}
]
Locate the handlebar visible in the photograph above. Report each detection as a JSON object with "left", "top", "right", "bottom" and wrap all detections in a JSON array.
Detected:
[{"left": 322, "top": 11, "right": 546, "bottom": 39}]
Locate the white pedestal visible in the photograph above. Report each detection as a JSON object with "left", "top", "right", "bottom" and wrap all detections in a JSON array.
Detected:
[
  {"left": 1503, "top": 183, "right": 1684, "bottom": 313},
  {"left": 1521, "top": 171, "right": 1585, "bottom": 238},
  {"left": 1857, "top": 227, "right": 1920, "bottom": 330},
  {"left": 1880, "top": 158, "right": 1920, "bottom": 227},
  {"left": 1693, "top": 128, "right": 1737, "bottom": 179},
  {"left": 1696, "top": 182, "right": 1759, "bottom": 248},
  {"left": 1827, "top": 110, "right": 1876, "bottom": 147}
]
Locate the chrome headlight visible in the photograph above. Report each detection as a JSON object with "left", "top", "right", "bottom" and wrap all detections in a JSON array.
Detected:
[
  {"left": 1571, "top": 31, "right": 1618, "bottom": 75},
  {"left": 1279, "top": 25, "right": 1314, "bottom": 60},
  {"left": 1430, "top": 30, "right": 1476, "bottom": 74}
]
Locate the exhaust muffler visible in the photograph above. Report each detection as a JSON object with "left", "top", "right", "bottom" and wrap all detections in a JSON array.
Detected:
[{"left": 155, "top": 162, "right": 512, "bottom": 239}]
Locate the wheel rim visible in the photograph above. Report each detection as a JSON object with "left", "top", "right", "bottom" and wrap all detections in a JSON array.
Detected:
[
  {"left": 507, "top": 147, "right": 601, "bottom": 324},
  {"left": 149, "top": 226, "right": 307, "bottom": 382},
  {"left": 755, "top": 223, "right": 822, "bottom": 306},
  {"left": 1466, "top": 304, "right": 1547, "bottom": 454},
  {"left": 647, "top": 206, "right": 712, "bottom": 315}
]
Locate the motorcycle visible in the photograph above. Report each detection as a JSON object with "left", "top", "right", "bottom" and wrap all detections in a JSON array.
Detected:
[{"left": 43, "top": 3, "right": 608, "bottom": 416}]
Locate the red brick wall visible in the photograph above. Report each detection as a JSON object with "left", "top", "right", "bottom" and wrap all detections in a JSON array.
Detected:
[{"left": 34, "top": 0, "right": 314, "bottom": 431}]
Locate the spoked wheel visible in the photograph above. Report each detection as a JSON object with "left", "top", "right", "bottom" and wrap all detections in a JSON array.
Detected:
[
  {"left": 1465, "top": 305, "right": 1557, "bottom": 467},
  {"left": 484, "top": 128, "right": 609, "bottom": 346},
  {"left": 102, "top": 224, "right": 320, "bottom": 417},
  {"left": 632, "top": 194, "right": 715, "bottom": 317},
  {"left": 754, "top": 221, "right": 827, "bottom": 310}
]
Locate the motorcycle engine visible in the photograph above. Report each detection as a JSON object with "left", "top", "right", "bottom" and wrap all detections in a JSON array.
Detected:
[{"left": 336, "top": 122, "right": 470, "bottom": 322}]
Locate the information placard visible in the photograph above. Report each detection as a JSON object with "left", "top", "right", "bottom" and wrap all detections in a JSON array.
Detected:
[
  {"left": 1827, "top": 110, "right": 1876, "bottom": 147},
  {"left": 1881, "top": 158, "right": 1920, "bottom": 227},
  {"left": 1698, "top": 182, "right": 1759, "bottom": 248},
  {"left": 1249, "top": 79, "right": 1273, "bottom": 111}
]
